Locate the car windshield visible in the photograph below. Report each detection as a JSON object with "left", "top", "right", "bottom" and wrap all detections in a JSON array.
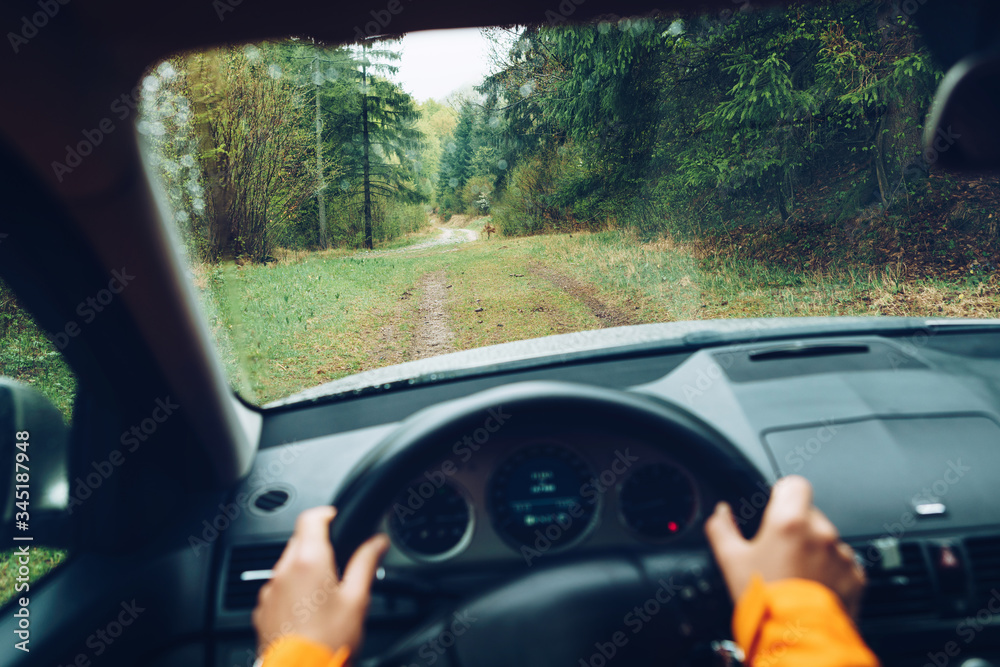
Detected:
[{"left": 137, "top": 4, "right": 997, "bottom": 407}]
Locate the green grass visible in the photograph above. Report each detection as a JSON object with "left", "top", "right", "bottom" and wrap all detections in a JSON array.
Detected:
[
  {"left": 0, "top": 547, "right": 67, "bottom": 607},
  {"left": 210, "top": 251, "right": 434, "bottom": 403},
  {"left": 523, "top": 230, "right": 1000, "bottom": 321},
  {"left": 436, "top": 237, "right": 602, "bottom": 349},
  {"left": 0, "top": 316, "right": 76, "bottom": 419},
  {"left": 199, "top": 228, "right": 1000, "bottom": 406}
]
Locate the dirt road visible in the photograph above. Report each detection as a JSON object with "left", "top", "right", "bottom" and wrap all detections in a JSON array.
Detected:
[
  {"left": 367, "top": 224, "right": 478, "bottom": 256},
  {"left": 409, "top": 270, "right": 456, "bottom": 360}
]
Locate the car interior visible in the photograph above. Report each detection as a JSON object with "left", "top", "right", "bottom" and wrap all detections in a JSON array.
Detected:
[{"left": 4, "top": 0, "right": 1000, "bottom": 665}]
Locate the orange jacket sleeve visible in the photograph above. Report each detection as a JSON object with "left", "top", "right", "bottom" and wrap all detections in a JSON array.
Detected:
[
  {"left": 732, "top": 574, "right": 880, "bottom": 667},
  {"left": 258, "top": 636, "right": 350, "bottom": 667}
]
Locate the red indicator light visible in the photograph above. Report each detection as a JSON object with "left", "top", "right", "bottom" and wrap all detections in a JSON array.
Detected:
[{"left": 668, "top": 521, "right": 678, "bottom": 532}]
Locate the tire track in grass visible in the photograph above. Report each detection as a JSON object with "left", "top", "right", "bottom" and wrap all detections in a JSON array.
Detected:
[
  {"left": 528, "top": 262, "right": 641, "bottom": 328},
  {"left": 409, "top": 270, "right": 456, "bottom": 359}
]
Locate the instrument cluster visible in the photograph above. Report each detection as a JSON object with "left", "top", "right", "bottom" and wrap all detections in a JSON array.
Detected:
[{"left": 385, "top": 439, "right": 701, "bottom": 563}]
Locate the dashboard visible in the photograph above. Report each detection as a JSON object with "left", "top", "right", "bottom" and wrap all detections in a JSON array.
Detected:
[{"left": 208, "top": 327, "right": 1000, "bottom": 667}]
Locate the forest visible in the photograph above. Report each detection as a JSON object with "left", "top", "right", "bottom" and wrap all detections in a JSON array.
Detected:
[{"left": 129, "top": 1, "right": 999, "bottom": 279}]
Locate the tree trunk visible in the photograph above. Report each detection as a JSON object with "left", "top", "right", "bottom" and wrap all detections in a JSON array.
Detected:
[
  {"left": 874, "top": 114, "right": 891, "bottom": 205},
  {"left": 189, "top": 51, "right": 234, "bottom": 260},
  {"left": 775, "top": 171, "right": 791, "bottom": 223},
  {"left": 314, "top": 57, "right": 328, "bottom": 248},
  {"left": 362, "top": 43, "right": 373, "bottom": 250},
  {"left": 776, "top": 189, "right": 790, "bottom": 223}
]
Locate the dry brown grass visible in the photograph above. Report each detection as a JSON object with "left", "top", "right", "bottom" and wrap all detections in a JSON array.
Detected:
[
  {"left": 272, "top": 246, "right": 312, "bottom": 264},
  {"left": 189, "top": 262, "right": 210, "bottom": 291},
  {"left": 866, "top": 277, "right": 1000, "bottom": 318}
]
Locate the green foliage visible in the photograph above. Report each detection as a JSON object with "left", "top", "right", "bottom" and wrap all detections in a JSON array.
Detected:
[
  {"left": 0, "top": 280, "right": 76, "bottom": 419},
  {"left": 415, "top": 99, "right": 458, "bottom": 199},
  {"left": 440, "top": 4, "right": 943, "bottom": 238},
  {"left": 140, "top": 40, "right": 429, "bottom": 259},
  {"left": 141, "top": 47, "right": 317, "bottom": 263}
]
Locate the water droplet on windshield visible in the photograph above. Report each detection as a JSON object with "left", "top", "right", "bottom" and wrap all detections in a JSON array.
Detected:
[{"left": 157, "top": 62, "right": 178, "bottom": 80}]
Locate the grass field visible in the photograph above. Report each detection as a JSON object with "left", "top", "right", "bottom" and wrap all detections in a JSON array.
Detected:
[{"left": 201, "top": 223, "right": 1000, "bottom": 405}]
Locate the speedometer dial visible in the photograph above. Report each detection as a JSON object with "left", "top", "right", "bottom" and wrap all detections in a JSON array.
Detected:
[
  {"left": 389, "top": 481, "right": 473, "bottom": 561},
  {"left": 489, "top": 444, "right": 597, "bottom": 551}
]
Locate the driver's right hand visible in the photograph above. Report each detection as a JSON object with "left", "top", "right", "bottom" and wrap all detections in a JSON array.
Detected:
[{"left": 704, "top": 474, "right": 866, "bottom": 617}]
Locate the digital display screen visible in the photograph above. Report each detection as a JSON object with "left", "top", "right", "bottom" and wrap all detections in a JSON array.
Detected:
[
  {"left": 505, "top": 458, "right": 581, "bottom": 527},
  {"left": 490, "top": 445, "right": 597, "bottom": 549}
]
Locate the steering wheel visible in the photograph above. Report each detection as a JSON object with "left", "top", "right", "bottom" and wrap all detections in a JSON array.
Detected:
[{"left": 330, "top": 381, "right": 768, "bottom": 667}]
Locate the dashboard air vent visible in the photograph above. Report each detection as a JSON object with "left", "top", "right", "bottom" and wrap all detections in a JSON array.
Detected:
[
  {"left": 223, "top": 543, "right": 286, "bottom": 610},
  {"left": 860, "top": 542, "right": 934, "bottom": 620},
  {"left": 253, "top": 488, "right": 291, "bottom": 513},
  {"left": 966, "top": 534, "right": 1000, "bottom": 597}
]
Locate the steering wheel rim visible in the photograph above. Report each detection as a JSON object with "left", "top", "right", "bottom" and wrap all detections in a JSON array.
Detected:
[{"left": 330, "top": 380, "right": 768, "bottom": 666}]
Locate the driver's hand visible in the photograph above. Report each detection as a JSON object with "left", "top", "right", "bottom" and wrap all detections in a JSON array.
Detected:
[
  {"left": 704, "top": 475, "right": 865, "bottom": 617},
  {"left": 253, "top": 506, "right": 390, "bottom": 656}
]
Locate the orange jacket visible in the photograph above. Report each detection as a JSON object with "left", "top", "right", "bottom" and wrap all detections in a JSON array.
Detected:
[
  {"left": 258, "top": 575, "right": 880, "bottom": 667},
  {"left": 734, "top": 575, "right": 879, "bottom": 666}
]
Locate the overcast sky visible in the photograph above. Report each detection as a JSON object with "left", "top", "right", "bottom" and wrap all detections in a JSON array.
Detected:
[{"left": 393, "top": 28, "right": 495, "bottom": 103}]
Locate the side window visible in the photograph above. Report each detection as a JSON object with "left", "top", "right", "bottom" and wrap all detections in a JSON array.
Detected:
[{"left": 0, "top": 278, "right": 74, "bottom": 605}]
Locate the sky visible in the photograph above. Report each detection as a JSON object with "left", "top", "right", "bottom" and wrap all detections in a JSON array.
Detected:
[{"left": 393, "top": 28, "right": 495, "bottom": 103}]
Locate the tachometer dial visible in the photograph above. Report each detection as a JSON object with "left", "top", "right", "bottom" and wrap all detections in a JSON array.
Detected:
[
  {"left": 389, "top": 481, "right": 473, "bottom": 560},
  {"left": 618, "top": 463, "right": 697, "bottom": 539},
  {"left": 489, "top": 444, "right": 597, "bottom": 551}
]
